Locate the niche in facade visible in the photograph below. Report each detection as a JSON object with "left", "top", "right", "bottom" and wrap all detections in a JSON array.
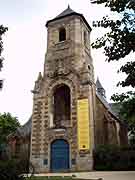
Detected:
[{"left": 53, "top": 84, "right": 70, "bottom": 128}]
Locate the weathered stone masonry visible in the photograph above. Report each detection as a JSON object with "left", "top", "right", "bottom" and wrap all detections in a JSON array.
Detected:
[
  {"left": 7, "top": 6, "right": 128, "bottom": 173},
  {"left": 28, "top": 6, "right": 128, "bottom": 173}
]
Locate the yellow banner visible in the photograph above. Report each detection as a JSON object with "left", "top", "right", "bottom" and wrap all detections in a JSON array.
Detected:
[{"left": 77, "top": 99, "right": 90, "bottom": 150}]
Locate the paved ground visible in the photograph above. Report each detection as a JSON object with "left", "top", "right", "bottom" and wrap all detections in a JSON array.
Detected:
[{"left": 34, "top": 171, "right": 135, "bottom": 180}]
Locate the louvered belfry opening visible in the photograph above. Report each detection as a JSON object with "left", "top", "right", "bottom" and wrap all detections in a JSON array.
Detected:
[{"left": 53, "top": 84, "right": 70, "bottom": 128}]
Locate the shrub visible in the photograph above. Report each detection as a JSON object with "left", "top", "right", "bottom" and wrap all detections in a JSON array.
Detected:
[
  {"left": 0, "top": 159, "right": 25, "bottom": 180},
  {"left": 94, "top": 145, "right": 135, "bottom": 171}
]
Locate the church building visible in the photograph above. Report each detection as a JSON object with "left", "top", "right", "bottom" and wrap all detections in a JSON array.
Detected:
[{"left": 8, "top": 6, "right": 128, "bottom": 173}]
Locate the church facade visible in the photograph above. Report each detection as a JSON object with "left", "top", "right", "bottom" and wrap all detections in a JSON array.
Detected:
[
  {"left": 8, "top": 6, "right": 128, "bottom": 173},
  {"left": 29, "top": 6, "right": 127, "bottom": 172}
]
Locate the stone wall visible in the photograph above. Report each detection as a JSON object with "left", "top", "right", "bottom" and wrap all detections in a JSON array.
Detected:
[
  {"left": 29, "top": 11, "right": 126, "bottom": 173},
  {"left": 95, "top": 96, "right": 119, "bottom": 147},
  {"left": 30, "top": 13, "right": 96, "bottom": 172}
]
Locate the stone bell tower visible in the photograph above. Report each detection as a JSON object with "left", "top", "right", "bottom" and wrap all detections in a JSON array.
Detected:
[{"left": 30, "top": 6, "right": 96, "bottom": 172}]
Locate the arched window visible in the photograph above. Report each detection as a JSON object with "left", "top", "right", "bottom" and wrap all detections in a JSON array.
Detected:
[
  {"left": 53, "top": 84, "right": 70, "bottom": 128},
  {"left": 59, "top": 27, "right": 66, "bottom": 42}
]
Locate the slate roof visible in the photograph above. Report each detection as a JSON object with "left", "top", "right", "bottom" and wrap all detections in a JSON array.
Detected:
[
  {"left": 46, "top": 5, "right": 92, "bottom": 31},
  {"left": 109, "top": 103, "right": 121, "bottom": 117},
  {"left": 17, "top": 117, "right": 32, "bottom": 137},
  {"left": 96, "top": 77, "right": 104, "bottom": 90},
  {"left": 9, "top": 117, "right": 32, "bottom": 138},
  {"left": 96, "top": 92, "right": 119, "bottom": 120},
  {"left": 56, "top": 5, "right": 76, "bottom": 18},
  {"left": 96, "top": 78, "right": 119, "bottom": 120}
]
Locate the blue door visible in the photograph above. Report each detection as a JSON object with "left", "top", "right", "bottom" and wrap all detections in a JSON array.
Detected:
[{"left": 51, "top": 139, "right": 69, "bottom": 171}]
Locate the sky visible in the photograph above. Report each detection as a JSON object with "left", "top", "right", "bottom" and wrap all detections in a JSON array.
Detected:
[{"left": 0, "top": 0, "right": 133, "bottom": 125}]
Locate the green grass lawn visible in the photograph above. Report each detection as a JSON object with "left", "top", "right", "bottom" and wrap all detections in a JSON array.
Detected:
[
  {"left": 26, "top": 176, "right": 74, "bottom": 180},
  {"left": 26, "top": 176, "right": 101, "bottom": 180}
]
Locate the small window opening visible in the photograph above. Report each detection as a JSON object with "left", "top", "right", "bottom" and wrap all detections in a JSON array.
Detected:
[
  {"left": 44, "top": 159, "right": 48, "bottom": 165},
  {"left": 59, "top": 28, "right": 66, "bottom": 42},
  {"left": 88, "top": 65, "right": 90, "bottom": 70},
  {"left": 84, "top": 31, "right": 87, "bottom": 45}
]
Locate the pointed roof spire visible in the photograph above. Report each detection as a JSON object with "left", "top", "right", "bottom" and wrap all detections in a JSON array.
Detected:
[
  {"left": 96, "top": 77, "right": 104, "bottom": 90},
  {"left": 96, "top": 77, "right": 106, "bottom": 98},
  {"left": 46, "top": 6, "right": 92, "bottom": 31},
  {"left": 68, "top": 4, "right": 70, "bottom": 9},
  {"left": 55, "top": 5, "right": 75, "bottom": 19},
  {"left": 37, "top": 72, "right": 42, "bottom": 81}
]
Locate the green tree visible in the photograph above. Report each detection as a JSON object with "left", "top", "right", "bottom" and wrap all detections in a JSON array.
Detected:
[
  {"left": 91, "top": 0, "right": 135, "bottom": 87},
  {"left": 111, "top": 92, "right": 135, "bottom": 143},
  {"left": 0, "top": 113, "right": 20, "bottom": 145},
  {"left": 90, "top": 0, "right": 135, "bottom": 141},
  {"left": 0, "top": 25, "right": 8, "bottom": 89}
]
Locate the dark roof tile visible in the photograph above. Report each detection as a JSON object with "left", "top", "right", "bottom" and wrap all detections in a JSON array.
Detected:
[
  {"left": 46, "top": 6, "right": 92, "bottom": 31},
  {"left": 56, "top": 5, "right": 76, "bottom": 18}
]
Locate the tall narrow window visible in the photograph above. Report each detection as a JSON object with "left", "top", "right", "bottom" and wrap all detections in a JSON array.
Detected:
[
  {"left": 84, "top": 31, "right": 87, "bottom": 45},
  {"left": 59, "top": 27, "right": 66, "bottom": 42}
]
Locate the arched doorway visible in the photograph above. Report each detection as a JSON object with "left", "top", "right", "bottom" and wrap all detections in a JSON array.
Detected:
[
  {"left": 50, "top": 139, "right": 70, "bottom": 171},
  {"left": 53, "top": 84, "right": 71, "bottom": 128}
]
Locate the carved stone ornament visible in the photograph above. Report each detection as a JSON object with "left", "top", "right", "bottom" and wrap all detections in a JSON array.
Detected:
[{"left": 47, "top": 58, "right": 71, "bottom": 78}]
